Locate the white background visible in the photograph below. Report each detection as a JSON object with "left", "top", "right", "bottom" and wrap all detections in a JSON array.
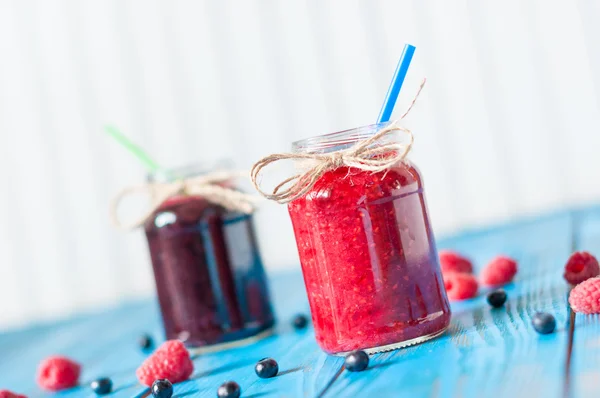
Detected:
[{"left": 1, "top": 0, "right": 600, "bottom": 330}]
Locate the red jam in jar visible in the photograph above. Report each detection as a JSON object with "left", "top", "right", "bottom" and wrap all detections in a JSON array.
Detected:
[
  {"left": 144, "top": 166, "right": 275, "bottom": 351},
  {"left": 287, "top": 123, "right": 450, "bottom": 354}
]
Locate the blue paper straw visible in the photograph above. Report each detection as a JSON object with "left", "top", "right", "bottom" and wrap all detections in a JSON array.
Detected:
[{"left": 376, "top": 44, "right": 416, "bottom": 124}]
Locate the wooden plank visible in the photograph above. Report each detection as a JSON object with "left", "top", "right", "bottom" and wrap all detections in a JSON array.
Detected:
[
  {"left": 1, "top": 208, "right": 600, "bottom": 397},
  {"left": 325, "top": 211, "right": 575, "bottom": 397},
  {"left": 569, "top": 207, "right": 600, "bottom": 398}
]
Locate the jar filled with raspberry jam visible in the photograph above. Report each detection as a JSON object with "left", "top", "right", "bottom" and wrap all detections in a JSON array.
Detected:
[
  {"left": 287, "top": 123, "right": 451, "bottom": 355},
  {"left": 145, "top": 165, "right": 275, "bottom": 351}
]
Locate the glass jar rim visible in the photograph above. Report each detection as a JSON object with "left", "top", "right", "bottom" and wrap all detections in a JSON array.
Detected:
[
  {"left": 292, "top": 121, "right": 393, "bottom": 154},
  {"left": 147, "top": 160, "right": 231, "bottom": 183}
]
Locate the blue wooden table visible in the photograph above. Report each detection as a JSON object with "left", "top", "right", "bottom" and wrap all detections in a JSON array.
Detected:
[{"left": 2, "top": 207, "right": 600, "bottom": 398}]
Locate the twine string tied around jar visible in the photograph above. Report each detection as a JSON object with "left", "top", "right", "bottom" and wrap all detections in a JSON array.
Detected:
[
  {"left": 251, "top": 79, "right": 426, "bottom": 204},
  {"left": 110, "top": 170, "right": 260, "bottom": 230}
]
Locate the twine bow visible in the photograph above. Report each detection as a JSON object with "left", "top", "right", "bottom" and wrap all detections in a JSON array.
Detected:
[
  {"left": 251, "top": 79, "right": 426, "bottom": 204},
  {"left": 110, "top": 171, "right": 259, "bottom": 230}
]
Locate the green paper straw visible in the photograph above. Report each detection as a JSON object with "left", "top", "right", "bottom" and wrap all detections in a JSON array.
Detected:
[{"left": 105, "top": 126, "right": 162, "bottom": 173}]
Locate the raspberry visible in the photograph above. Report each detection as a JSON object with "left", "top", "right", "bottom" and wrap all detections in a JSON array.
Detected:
[
  {"left": 439, "top": 250, "right": 473, "bottom": 274},
  {"left": 36, "top": 355, "right": 81, "bottom": 391},
  {"left": 444, "top": 272, "right": 478, "bottom": 301},
  {"left": 569, "top": 277, "right": 600, "bottom": 314},
  {"left": 480, "top": 256, "right": 518, "bottom": 286},
  {"left": 563, "top": 252, "right": 600, "bottom": 285},
  {"left": 0, "top": 390, "right": 27, "bottom": 398},
  {"left": 136, "top": 340, "right": 194, "bottom": 387}
]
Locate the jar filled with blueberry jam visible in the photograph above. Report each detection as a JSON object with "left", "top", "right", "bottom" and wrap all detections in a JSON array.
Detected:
[
  {"left": 287, "top": 123, "right": 451, "bottom": 355},
  {"left": 145, "top": 165, "right": 275, "bottom": 351}
]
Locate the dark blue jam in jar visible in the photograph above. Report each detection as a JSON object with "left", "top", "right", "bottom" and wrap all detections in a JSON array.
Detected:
[{"left": 144, "top": 168, "right": 274, "bottom": 350}]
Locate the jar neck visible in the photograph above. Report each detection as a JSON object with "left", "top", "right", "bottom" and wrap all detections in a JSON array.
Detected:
[
  {"left": 291, "top": 122, "right": 398, "bottom": 154},
  {"left": 147, "top": 162, "right": 230, "bottom": 183}
]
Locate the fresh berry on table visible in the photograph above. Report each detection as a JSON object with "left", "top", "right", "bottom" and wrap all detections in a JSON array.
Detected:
[
  {"left": 36, "top": 355, "right": 81, "bottom": 391},
  {"left": 487, "top": 289, "right": 508, "bottom": 308},
  {"left": 0, "top": 390, "right": 27, "bottom": 398},
  {"left": 531, "top": 312, "right": 556, "bottom": 334},
  {"left": 344, "top": 350, "right": 369, "bottom": 372},
  {"left": 151, "top": 379, "right": 173, "bottom": 398},
  {"left": 444, "top": 272, "right": 479, "bottom": 301},
  {"left": 480, "top": 256, "right": 518, "bottom": 286},
  {"left": 139, "top": 334, "right": 154, "bottom": 350},
  {"left": 136, "top": 340, "right": 194, "bottom": 387},
  {"left": 255, "top": 357, "right": 279, "bottom": 378},
  {"left": 292, "top": 314, "right": 309, "bottom": 330},
  {"left": 439, "top": 250, "right": 473, "bottom": 274},
  {"left": 569, "top": 277, "right": 600, "bottom": 314},
  {"left": 90, "top": 377, "right": 112, "bottom": 395},
  {"left": 217, "top": 381, "right": 241, "bottom": 398},
  {"left": 563, "top": 252, "right": 600, "bottom": 285}
]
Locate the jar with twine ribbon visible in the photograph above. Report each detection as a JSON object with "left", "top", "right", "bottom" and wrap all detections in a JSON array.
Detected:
[
  {"left": 249, "top": 80, "right": 451, "bottom": 355},
  {"left": 105, "top": 132, "right": 275, "bottom": 351}
]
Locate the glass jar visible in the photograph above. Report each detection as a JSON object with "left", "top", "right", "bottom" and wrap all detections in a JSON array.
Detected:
[
  {"left": 287, "top": 123, "right": 450, "bottom": 355},
  {"left": 144, "top": 165, "right": 275, "bottom": 351}
]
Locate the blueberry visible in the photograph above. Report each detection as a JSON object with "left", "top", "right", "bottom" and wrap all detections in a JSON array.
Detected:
[
  {"left": 487, "top": 289, "right": 507, "bottom": 308},
  {"left": 90, "top": 377, "right": 112, "bottom": 395},
  {"left": 344, "top": 350, "right": 369, "bottom": 372},
  {"left": 217, "top": 381, "right": 241, "bottom": 398},
  {"left": 532, "top": 312, "right": 556, "bottom": 334},
  {"left": 151, "top": 379, "right": 173, "bottom": 398},
  {"left": 255, "top": 357, "right": 279, "bottom": 378},
  {"left": 139, "top": 334, "right": 154, "bottom": 350},
  {"left": 292, "top": 314, "right": 309, "bottom": 330}
]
